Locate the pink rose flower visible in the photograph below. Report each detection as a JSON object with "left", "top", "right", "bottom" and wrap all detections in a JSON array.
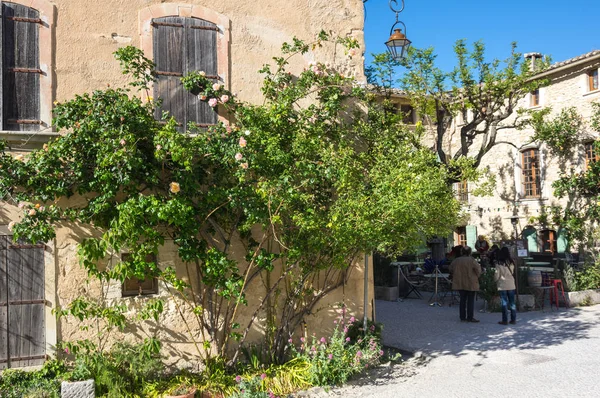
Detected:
[
  {"left": 28, "top": 209, "right": 36, "bottom": 216},
  {"left": 300, "top": 337, "right": 305, "bottom": 343},
  {"left": 208, "top": 98, "right": 218, "bottom": 107},
  {"left": 220, "top": 94, "right": 229, "bottom": 103},
  {"left": 320, "top": 337, "right": 326, "bottom": 344},
  {"left": 235, "top": 152, "right": 243, "bottom": 161},
  {"left": 288, "top": 338, "right": 293, "bottom": 343},
  {"left": 239, "top": 137, "right": 247, "bottom": 147},
  {"left": 212, "top": 83, "right": 222, "bottom": 91},
  {"left": 120, "top": 139, "right": 126, "bottom": 146},
  {"left": 328, "top": 354, "right": 333, "bottom": 360},
  {"left": 345, "top": 337, "right": 350, "bottom": 342}
]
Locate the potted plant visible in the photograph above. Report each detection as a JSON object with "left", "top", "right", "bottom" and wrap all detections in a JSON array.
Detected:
[
  {"left": 165, "top": 383, "right": 197, "bottom": 398},
  {"left": 479, "top": 267, "right": 499, "bottom": 311}
]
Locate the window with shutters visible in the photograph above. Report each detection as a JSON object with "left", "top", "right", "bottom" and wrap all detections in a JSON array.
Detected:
[
  {"left": 522, "top": 148, "right": 540, "bottom": 198},
  {"left": 121, "top": 253, "right": 158, "bottom": 297},
  {"left": 152, "top": 16, "right": 219, "bottom": 130},
  {"left": 0, "top": 2, "right": 43, "bottom": 131}
]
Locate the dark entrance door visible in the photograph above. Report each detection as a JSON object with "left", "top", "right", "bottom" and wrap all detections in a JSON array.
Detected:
[{"left": 0, "top": 235, "right": 46, "bottom": 369}]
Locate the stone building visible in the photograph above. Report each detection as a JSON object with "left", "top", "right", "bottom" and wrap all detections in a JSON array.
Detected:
[
  {"left": 449, "top": 50, "right": 600, "bottom": 254},
  {"left": 0, "top": 0, "right": 370, "bottom": 369}
]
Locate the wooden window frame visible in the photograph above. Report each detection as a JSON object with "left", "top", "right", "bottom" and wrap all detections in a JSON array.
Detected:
[
  {"left": 530, "top": 89, "right": 540, "bottom": 107},
  {"left": 455, "top": 226, "right": 467, "bottom": 247},
  {"left": 540, "top": 229, "right": 556, "bottom": 254},
  {"left": 121, "top": 253, "right": 158, "bottom": 297},
  {"left": 455, "top": 180, "right": 468, "bottom": 202},
  {"left": 522, "top": 148, "right": 541, "bottom": 198},
  {"left": 584, "top": 141, "right": 598, "bottom": 169},
  {"left": 588, "top": 69, "right": 599, "bottom": 92}
]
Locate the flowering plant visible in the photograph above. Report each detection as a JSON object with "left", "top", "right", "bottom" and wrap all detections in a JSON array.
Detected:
[{"left": 289, "top": 311, "right": 383, "bottom": 386}]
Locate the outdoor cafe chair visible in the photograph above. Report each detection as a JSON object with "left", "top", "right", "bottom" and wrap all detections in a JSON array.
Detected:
[{"left": 398, "top": 265, "right": 427, "bottom": 300}]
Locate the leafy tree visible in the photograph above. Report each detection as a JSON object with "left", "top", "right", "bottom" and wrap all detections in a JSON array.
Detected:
[
  {"left": 367, "top": 41, "right": 550, "bottom": 179},
  {"left": 0, "top": 35, "right": 459, "bottom": 365}
]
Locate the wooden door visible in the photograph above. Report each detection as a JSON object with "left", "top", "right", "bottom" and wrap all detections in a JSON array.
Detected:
[{"left": 0, "top": 236, "right": 46, "bottom": 369}]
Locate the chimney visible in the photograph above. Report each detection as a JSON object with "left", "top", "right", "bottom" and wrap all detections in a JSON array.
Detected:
[{"left": 524, "top": 52, "right": 543, "bottom": 71}]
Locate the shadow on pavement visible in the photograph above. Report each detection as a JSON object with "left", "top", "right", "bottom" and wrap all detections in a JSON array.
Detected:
[{"left": 375, "top": 298, "right": 598, "bottom": 358}]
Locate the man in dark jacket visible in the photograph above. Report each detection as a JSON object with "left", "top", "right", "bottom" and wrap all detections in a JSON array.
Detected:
[{"left": 449, "top": 246, "right": 482, "bottom": 322}]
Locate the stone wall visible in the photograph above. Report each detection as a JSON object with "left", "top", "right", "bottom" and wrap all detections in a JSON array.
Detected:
[
  {"left": 0, "top": 0, "right": 371, "bottom": 367},
  {"left": 447, "top": 56, "right": 600, "bottom": 247}
]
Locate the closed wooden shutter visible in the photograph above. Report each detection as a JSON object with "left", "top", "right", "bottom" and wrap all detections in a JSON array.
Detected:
[
  {"left": 153, "top": 16, "right": 218, "bottom": 130},
  {"left": 0, "top": 236, "right": 46, "bottom": 369},
  {"left": 1, "top": 2, "right": 41, "bottom": 131}
]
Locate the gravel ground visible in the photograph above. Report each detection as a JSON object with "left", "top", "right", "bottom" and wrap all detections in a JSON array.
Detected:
[{"left": 298, "top": 298, "right": 600, "bottom": 397}]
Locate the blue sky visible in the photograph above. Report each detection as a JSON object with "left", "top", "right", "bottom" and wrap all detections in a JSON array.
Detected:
[{"left": 363, "top": 0, "right": 600, "bottom": 72}]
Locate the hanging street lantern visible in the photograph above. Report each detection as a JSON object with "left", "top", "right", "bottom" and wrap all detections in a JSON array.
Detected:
[{"left": 385, "top": 0, "right": 411, "bottom": 61}]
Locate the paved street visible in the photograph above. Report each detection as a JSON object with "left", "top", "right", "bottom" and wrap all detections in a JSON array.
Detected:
[{"left": 327, "top": 298, "right": 600, "bottom": 397}]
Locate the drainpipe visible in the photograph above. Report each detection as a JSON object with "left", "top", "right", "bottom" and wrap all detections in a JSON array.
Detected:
[{"left": 363, "top": 252, "right": 369, "bottom": 332}]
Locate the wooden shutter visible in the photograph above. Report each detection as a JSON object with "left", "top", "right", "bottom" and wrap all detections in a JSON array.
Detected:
[
  {"left": 0, "top": 236, "right": 46, "bottom": 369},
  {"left": 522, "top": 227, "right": 538, "bottom": 253},
  {"left": 556, "top": 227, "right": 568, "bottom": 254},
  {"left": 1, "top": 2, "right": 41, "bottom": 131},
  {"left": 465, "top": 225, "right": 477, "bottom": 249},
  {"left": 153, "top": 16, "right": 218, "bottom": 131}
]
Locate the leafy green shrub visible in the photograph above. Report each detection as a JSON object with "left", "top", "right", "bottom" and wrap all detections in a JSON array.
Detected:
[
  {"left": 0, "top": 360, "right": 67, "bottom": 398},
  {"left": 65, "top": 342, "right": 163, "bottom": 397},
  {"left": 574, "top": 264, "right": 600, "bottom": 291}
]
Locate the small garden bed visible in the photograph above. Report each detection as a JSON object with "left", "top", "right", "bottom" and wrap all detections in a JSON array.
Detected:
[{"left": 0, "top": 317, "right": 385, "bottom": 398}]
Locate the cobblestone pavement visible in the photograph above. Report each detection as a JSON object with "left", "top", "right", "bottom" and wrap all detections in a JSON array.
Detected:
[{"left": 313, "top": 298, "right": 600, "bottom": 398}]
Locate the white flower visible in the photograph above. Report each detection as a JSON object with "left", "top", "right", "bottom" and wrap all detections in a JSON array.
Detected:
[
  {"left": 235, "top": 152, "right": 243, "bottom": 161},
  {"left": 199, "top": 71, "right": 206, "bottom": 77},
  {"left": 244, "top": 130, "right": 251, "bottom": 136}
]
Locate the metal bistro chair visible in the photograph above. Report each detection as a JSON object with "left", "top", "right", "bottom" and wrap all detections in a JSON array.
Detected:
[{"left": 398, "top": 265, "right": 426, "bottom": 300}]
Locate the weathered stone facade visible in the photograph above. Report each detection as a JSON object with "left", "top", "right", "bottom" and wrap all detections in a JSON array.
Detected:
[
  {"left": 0, "top": 0, "right": 370, "bottom": 367},
  {"left": 450, "top": 51, "right": 600, "bottom": 252}
]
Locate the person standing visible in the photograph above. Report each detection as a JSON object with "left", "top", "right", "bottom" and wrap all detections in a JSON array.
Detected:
[
  {"left": 495, "top": 247, "right": 517, "bottom": 325},
  {"left": 449, "top": 246, "right": 482, "bottom": 323}
]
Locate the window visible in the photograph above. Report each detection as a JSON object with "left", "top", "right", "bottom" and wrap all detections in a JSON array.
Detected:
[
  {"left": 588, "top": 69, "right": 599, "bottom": 92},
  {"left": 530, "top": 89, "right": 540, "bottom": 107},
  {"left": 540, "top": 229, "right": 556, "bottom": 254},
  {"left": 455, "top": 181, "right": 468, "bottom": 202},
  {"left": 399, "top": 104, "right": 415, "bottom": 124},
  {"left": 522, "top": 148, "right": 541, "bottom": 198},
  {"left": 121, "top": 253, "right": 158, "bottom": 297},
  {"left": 1, "top": 2, "right": 41, "bottom": 131},
  {"left": 455, "top": 226, "right": 467, "bottom": 247},
  {"left": 585, "top": 141, "right": 598, "bottom": 169},
  {"left": 152, "top": 16, "right": 219, "bottom": 129}
]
